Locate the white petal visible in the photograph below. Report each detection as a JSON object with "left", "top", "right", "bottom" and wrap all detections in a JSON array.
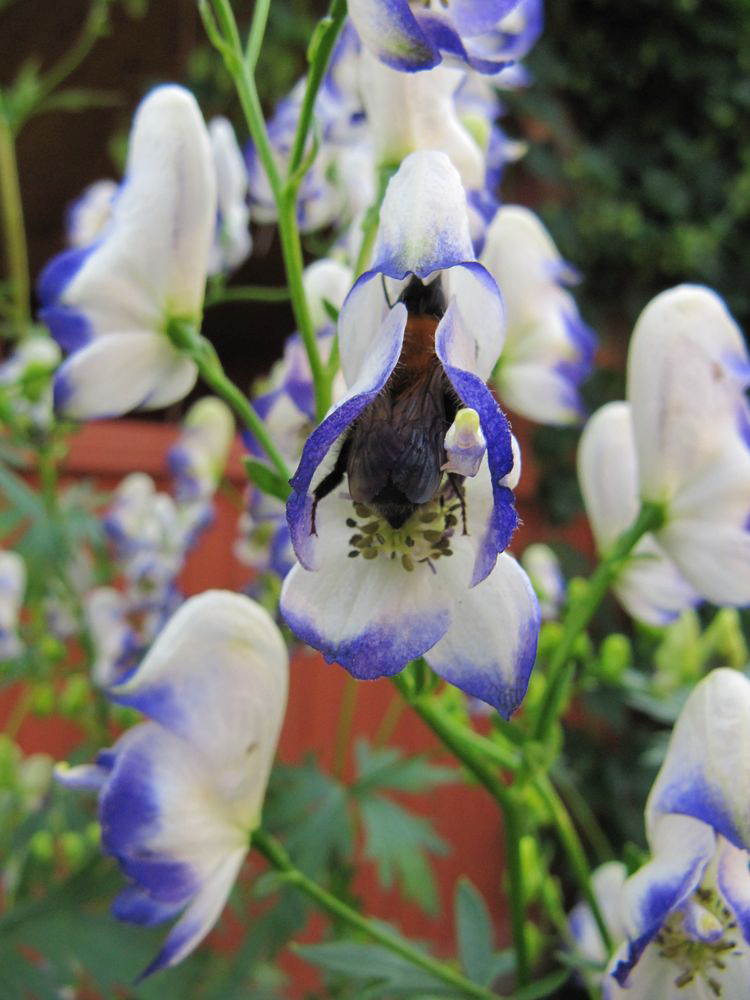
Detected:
[
  {"left": 338, "top": 271, "right": 395, "bottom": 388},
  {"left": 578, "top": 402, "right": 641, "bottom": 550},
  {"left": 425, "top": 553, "right": 540, "bottom": 717},
  {"left": 373, "top": 151, "right": 474, "bottom": 278},
  {"left": 569, "top": 861, "right": 628, "bottom": 968},
  {"left": 110, "top": 591, "right": 288, "bottom": 824},
  {"left": 578, "top": 401, "right": 698, "bottom": 623},
  {"left": 482, "top": 205, "right": 570, "bottom": 328},
  {"left": 54, "top": 332, "right": 196, "bottom": 419},
  {"left": 360, "top": 51, "right": 484, "bottom": 191},
  {"left": 656, "top": 434, "right": 750, "bottom": 605},
  {"left": 280, "top": 489, "right": 458, "bottom": 679},
  {"left": 208, "top": 117, "right": 251, "bottom": 274},
  {"left": 620, "top": 814, "right": 715, "bottom": 949},
  {"left": 140, "top": 847, "right": 245, "bottom": 977},
  {"left": 303, "top": 258, "right": 354, "bottom": 331},
  {"left": 498, "top": 361, "right": 583, "bottom": 425},
  {"left": 626, "top": 284, "right": 750, "bottom": 503},
  {"left": 442, "top": 262, "right": 504, "bottom": 380},
  {"left": 63, "top": 86, "right": 216, "bottom": 330},
  {"left": 645, "top": 668, "right": 750, "bottom": 851}
]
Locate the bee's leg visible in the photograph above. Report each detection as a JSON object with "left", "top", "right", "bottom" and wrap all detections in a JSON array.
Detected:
[
  {"left": 311, "top": 437, "right": 352, "bottom": 535},
  {"left": 447, "top": 473, "right": 468, "bottom": 535}
]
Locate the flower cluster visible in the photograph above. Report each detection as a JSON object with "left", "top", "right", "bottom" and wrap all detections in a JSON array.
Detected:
[{"left": 85, "top": 398, "right": 234, "bottom": 687}]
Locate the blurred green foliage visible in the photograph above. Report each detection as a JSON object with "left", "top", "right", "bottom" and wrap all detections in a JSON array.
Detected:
[{"left": 507, "top": 0, "right": 750, "bottom": 334}]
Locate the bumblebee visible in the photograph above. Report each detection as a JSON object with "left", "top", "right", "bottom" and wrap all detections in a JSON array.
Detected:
[{"left": 312, "top": 275, "right": 464, "bottom": 531}]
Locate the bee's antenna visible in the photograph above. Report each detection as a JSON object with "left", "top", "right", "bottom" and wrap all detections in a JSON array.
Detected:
[{"left": 381, "top": 273, "right": 395, "bottom": 309}]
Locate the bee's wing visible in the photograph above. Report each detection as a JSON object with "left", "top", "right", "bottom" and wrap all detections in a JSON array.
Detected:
[
  {"left": 390, "top": 366, "right": 450, "bottom": 504},
  {"left": 346, "top": 393, "right": 402, "bottom": 502}
]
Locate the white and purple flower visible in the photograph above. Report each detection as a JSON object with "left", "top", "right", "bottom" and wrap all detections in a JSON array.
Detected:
[
  {"left": 0, "top": 335, "right": 61, "bottom": 431},
  {"left": 0, "top": 549, "right": 26, "bottom": 660},
  {"left": 578, "top": 402, "right": 699, "bottom": 626},
  {"left": 168, "top": 396, "right": 235, "bottom": 505},
  {"left": 481, "top": 205, "right": 596, "bottom": 425},
  {"left": 626, "top": 285, "right": 750, "bottom": 607},
  {"left": 605, "top": 668, "right": 750, "bottom": 997},
  {"left": 207, "top": 117, "right": 252, "bottom": 275},
  {"left": 65, "top": 179, "right": 117, "bottom": 249},
  {"left": 280, "top": 151, "right": 539, "bottom": 715},
  {"left": 38, "top": 85, "right": 216, "bottom": 419},
  {"left": 521, "top": 543, "right": 566, "bottom": 621},
  {"left": 57, "top": 590, "right": 288, "bottom": 977},
  {"left": 347, "top": 0, "right": 542, "bottom": 74}
]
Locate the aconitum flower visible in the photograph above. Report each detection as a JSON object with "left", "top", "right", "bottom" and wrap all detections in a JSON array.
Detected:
[
  {"left": 0, "top": 336, "right": 60, "bottom": 430},
  {"left": 347, "top": 0, "right": 541, "bottom": 74},
  {"left": 359, "top": 51, "right": 485, "bottom": 191},
  {"left": 521, "top": 543, "right": 566, "bottom": 621},
  {"left": 38, "top": 85, "right": 216, "bottom": 419},
  {"left": 281, "top": 151, "right": 539, "bottom": 715},
  {"left": 104, "top": 472, "right": 204, "bottom": 633},
  {"left": 246, "top": 41, "right": 372, "bottom": 235},
  {"left": 627, "top": 286, "right": 750, "bottom": 606},
  {"left": 57, "top": 590, "right": 288, "bottom": 977},
  {"left": 65, "top": 179, "right": 117, "bottom": 248},
  {"left": 84, "top": 587, "right": 139, "bottom": 689},
  {"left": 207, "top": 117, "right": 252, "bottom": 275},
  {"left": 606, "top": 669, "right": 750, "bottom": 997},
  {"left": 578, "top": 402, "right": 699, "bottom": 626},
  {"left": 568, "top": 861, "right": 627, "bottom": 987},
  {"left": 481, "top": 206, "right": 595, "bottom": 425},
  {"left": 0, "top": 550, "right": 25, "bottom": 660},
  {"left": 168, "top": 396, "right": 235, "bottom": 504}
]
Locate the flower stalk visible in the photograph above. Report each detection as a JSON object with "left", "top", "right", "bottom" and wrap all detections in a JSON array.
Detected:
[
  {"left": 168, "top": 319, "right": 290, "bottom": 486},
  {"left": 252, "top": 826, "right": 510, "bottom": 999},
  {"left": 532, "top": 501, "right": 666, "bottom": 741},
  {"left": 0, "top": 115, "right": 30, "bottom": 335}
]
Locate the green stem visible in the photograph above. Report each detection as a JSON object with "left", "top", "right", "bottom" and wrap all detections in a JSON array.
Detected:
[
  {"left": 169, "top": 319, "right": 290, "bottom": 484},
  {"left": 0, "top": 116, "right": 30, "bottom": 335},
  {"left": 252, "top": 827, "right": 508, "bottom": 999},
  {"left": 374, "top": 692, "right": 406, "bottom": 747},
  {"left": 332, "top": 673, "right": 359, "bottom": 779},
  {"left": 33, "top": 0, "right": 110, "bottom": 113},
  {"left": 204, "top": 284, "right": 291, "bottom": 306},
  {"left": 532, "top": 775, "right": 612, "bottom": 955},
  {"left": 244, "top": 0, "right": 270, "bottom": 71},
  {"left": 4, "top": 687, "right": 34, "bottom": 740},
  {"left": 205, "top": 0, "right": 329, "bottom": 422},
  {"left": 276, "top": 190, "right": 330, "bottom": 419},
  {"left": 287, "top": 0, "right": 347, "bottom": 178},
  {"left": 532, "top": 501, "right": 666, "bottom": 742},
  {"left": 354, "top": 163, "right": 398, "bottom": 275},
  {"left": 391, "top": 672, "right": 529, "bottom": 986},
  {"left": 551, "top": 766, "right": 614, "bottom": 865}
]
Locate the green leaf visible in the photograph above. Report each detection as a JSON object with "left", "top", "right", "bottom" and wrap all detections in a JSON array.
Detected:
[
  {"left": 243, "top": 457, "right": 290, "bottom": 502},
  {"left": 354, "top": 740, "right": 458, "bottom": 794},
  {"left": 359, "top": 795, "right": 448, "bottom": 914},
  {"left": 514, "top": 966, "right": 571, "bottom": 1000},
  {"left": 455, "top": 878, "right": 494, "bottom": 985},
  {"left": 294, "top": 941, "right": 459, "bottom": 998},
  {"left": 35, "top": 88, "right": 122, "bottom": 116},
  {"left": 265, "top": 760, "right": 353, "bottom": 878}
]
